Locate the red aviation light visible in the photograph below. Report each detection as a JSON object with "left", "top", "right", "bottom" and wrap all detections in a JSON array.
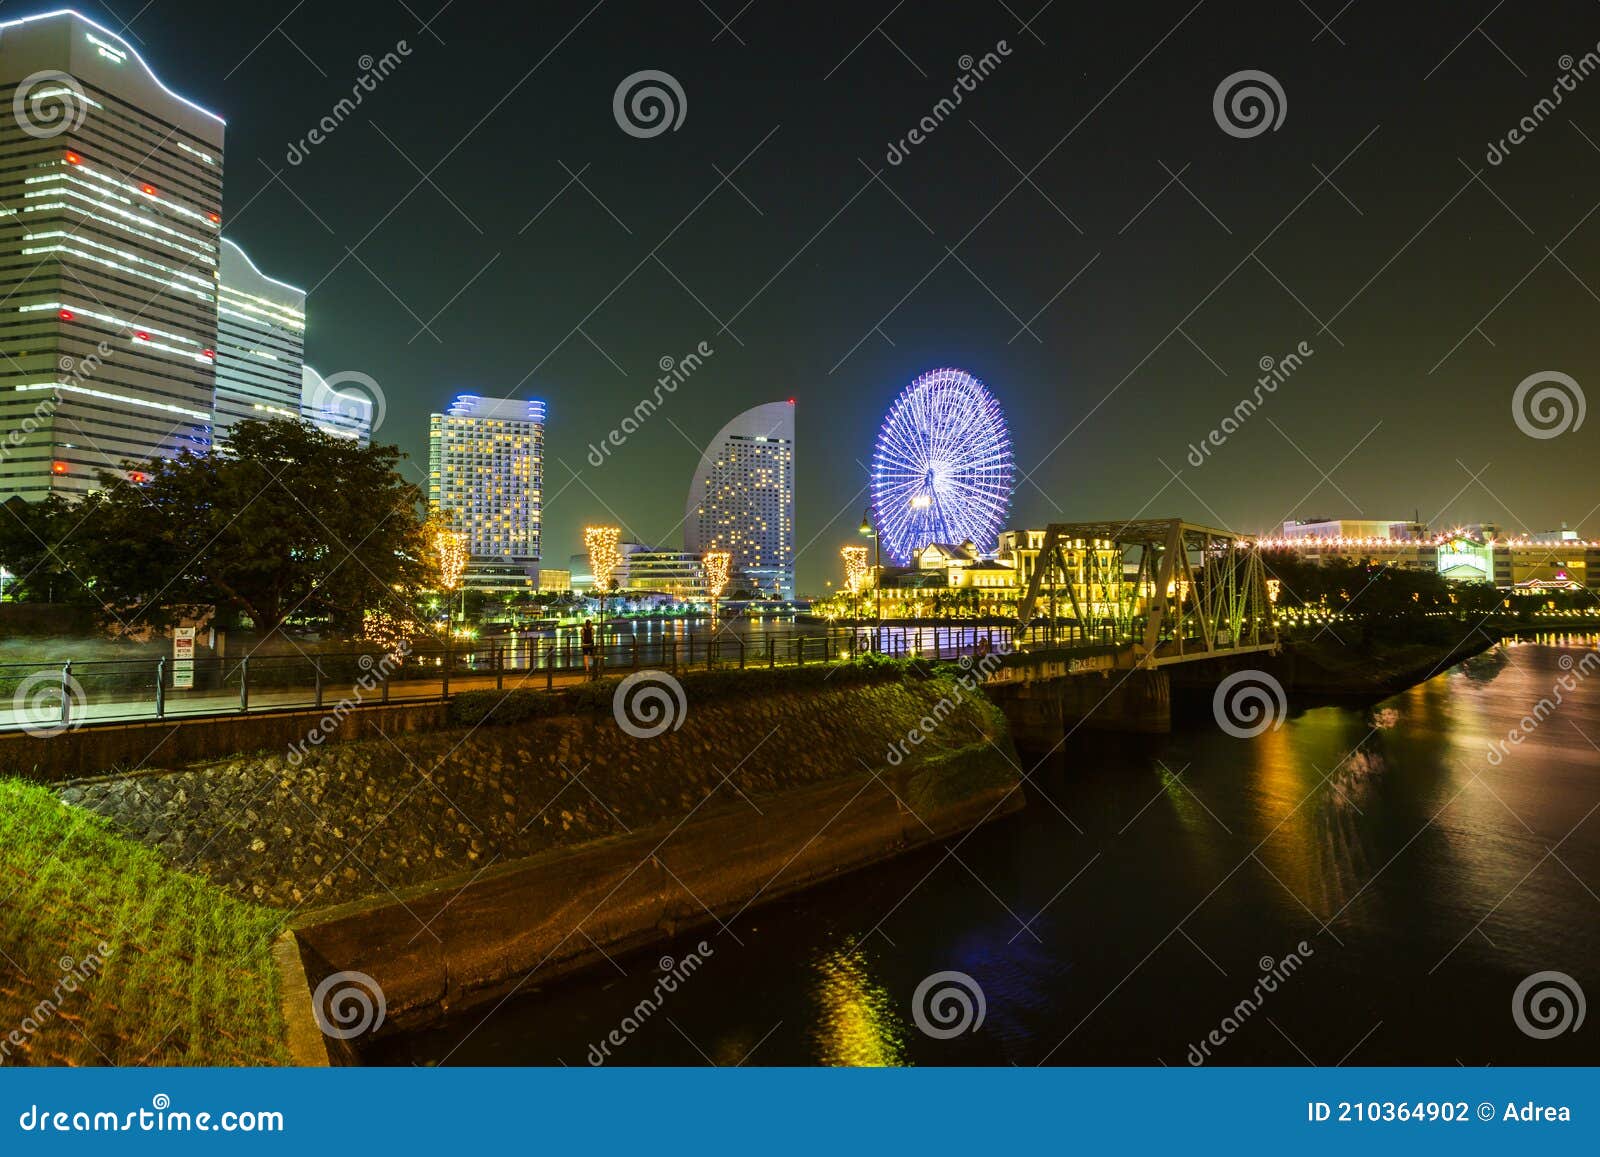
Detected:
[
  {"left": 58, "top": 309, "right": 75, "bottom": 321},
  {"left": 64, "top": 150, "right": 82, "bottom": 164},
  {"left": 51, "top": 460, "right": 69, "bottom": 475},
  {"left": 201, "top": 349, "right": 215, "bottom": 359},
  {"left": 208, "top": 212, "right": 221, "bottom": 224},
  {"left": 135, "top": 331, "right": 150, "bottom": 340},
  {"left": 140, "top": 183, "right": 157, "bottom": 196},
  {"left": 128, "top": 470, "right": 148, "bottom": 484}
]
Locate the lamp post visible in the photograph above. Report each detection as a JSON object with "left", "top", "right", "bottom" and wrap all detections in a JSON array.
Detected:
[{"left": 859, "top": 509, "right": 881, "bottom": 652}]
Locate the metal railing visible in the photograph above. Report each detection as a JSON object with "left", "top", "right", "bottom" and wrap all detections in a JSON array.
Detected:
[{"left": 0, "top": 624, "right": 1034, "bottom": 732}]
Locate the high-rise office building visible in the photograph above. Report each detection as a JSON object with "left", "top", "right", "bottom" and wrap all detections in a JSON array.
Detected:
[
  {"left": 0, "top": 10, "right": 224, "bottom": 500},
  {"left": 212, "top": 238, "right": 304, "bottom": 453},
  {"left": 428, "top": 394, "right": 545, "bottom": 592},
  {"left": 301, "top": 366, "right": 372, "bottom": 447},
  {"left": 684, "top": 400, "right": 795, "bottom": 599}
]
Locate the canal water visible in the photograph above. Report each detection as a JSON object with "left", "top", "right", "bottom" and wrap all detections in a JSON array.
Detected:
[{"left": 374, "top": 638, "right": 1600, "bottom": 1067}]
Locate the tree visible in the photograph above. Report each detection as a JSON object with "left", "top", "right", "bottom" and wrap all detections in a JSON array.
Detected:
[
  {"left": 66, "top": 419, "right": 430, "bottom": 635},
  {"left": 0, "top": 495, "right": 81, "bottom": 603}
]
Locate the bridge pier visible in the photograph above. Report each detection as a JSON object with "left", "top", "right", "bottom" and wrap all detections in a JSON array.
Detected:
[{"left": 986, "top": 667, "right": 1171, "bottom": 745}]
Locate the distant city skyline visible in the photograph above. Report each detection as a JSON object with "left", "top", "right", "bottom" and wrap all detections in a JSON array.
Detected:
[{"left": 2, "top": 3, "right": 1596, "bottom": 594}]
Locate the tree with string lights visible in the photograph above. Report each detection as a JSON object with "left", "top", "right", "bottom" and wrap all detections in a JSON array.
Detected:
[
  {"left": 702, "top": 550, "right": 731, "bottom": 618},
  {"left": 585, "top": 525, "right": 622, "bottom": 620}
]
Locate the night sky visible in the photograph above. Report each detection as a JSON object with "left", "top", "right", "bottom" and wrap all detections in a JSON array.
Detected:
[{"left": 71, "top": 0, "right": 1600, "bottom": 590}]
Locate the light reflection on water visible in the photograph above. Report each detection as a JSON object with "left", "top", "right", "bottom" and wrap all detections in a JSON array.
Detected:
[
  {"left": 808, "top": 942, "right": 906, "bottom": 1067},
  {"left": 373, "top": 639, "right": 1600, "bottom": 1067}
]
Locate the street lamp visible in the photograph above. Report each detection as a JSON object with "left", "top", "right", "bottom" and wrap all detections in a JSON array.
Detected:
[{"left": 859, "top": 508, "right": 882, "bottom": 651}]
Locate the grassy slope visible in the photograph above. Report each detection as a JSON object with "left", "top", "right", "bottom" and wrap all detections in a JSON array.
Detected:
[{"left": 0, "top": 778, "right": 289, "bottom": 1066}]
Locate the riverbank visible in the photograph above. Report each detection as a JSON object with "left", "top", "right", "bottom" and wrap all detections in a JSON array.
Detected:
[
  {"left": 1273, "top": 630, "right": 1497, "bottom": 697},
  {"left": 21, "top": 660, "right": 1024, "bottom": 1057},
  {"left": 60, "top": 662, "right": 1013, "bottom": 910},
  {"left": 371, "top": 639, "right": 1600, "bottom": 1067}
]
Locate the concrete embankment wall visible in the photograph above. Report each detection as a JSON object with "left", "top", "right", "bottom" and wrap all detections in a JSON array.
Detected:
[
  {"left": 984, "top": 658, "right": 1172, "bottom": 744},
  {"left": 49, "top": 663, "right": 1023, "bottom": 1045},
  {"left": 295, "top": 742, "right": 1018, "bottom": 1048}
]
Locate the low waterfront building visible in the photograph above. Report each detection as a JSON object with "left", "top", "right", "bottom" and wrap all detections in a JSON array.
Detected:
[
  {"left": 619, "top": 549, "right": 706, "bottom": 597},
  {"left": 1256, "top": 526, "right": 1600, "bottom": 591},
  {"left": 1281, "top": 518, "right": 1428, "bottom": 540}
]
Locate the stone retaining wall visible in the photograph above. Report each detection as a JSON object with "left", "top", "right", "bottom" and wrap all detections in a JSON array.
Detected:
[
  {"left": 293, "top": 742, "right": 1022, "bottom": 1037},
  {"left": 59, "top": 668, "right": 1017, "bottom": 912}
]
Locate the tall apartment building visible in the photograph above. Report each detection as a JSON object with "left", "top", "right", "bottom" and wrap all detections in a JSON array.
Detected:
[
  {"left": 212, "top": 238, "right": 303, "bottom": 453},
  {"left": 428, "top": 394, "right": 545, "bottom": 592},
  {"left": 0, "top": 10, "right": 224, "bottom": 499},
  {"left": 684, "top": 400, "right": 795, "bottom": 599}
]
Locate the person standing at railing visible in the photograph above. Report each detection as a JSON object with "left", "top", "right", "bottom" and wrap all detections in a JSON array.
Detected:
[{"left": 581, "top": 619, "right": 597, "bottom": 678}]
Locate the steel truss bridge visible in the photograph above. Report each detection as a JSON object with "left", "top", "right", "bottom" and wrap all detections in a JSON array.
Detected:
[{"left": 1013, "top": 519, "right": 1278, "bottom": 668}]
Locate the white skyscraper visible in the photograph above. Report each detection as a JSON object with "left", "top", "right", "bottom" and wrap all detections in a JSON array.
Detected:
[
  {"left": 0, "top": 10, "right": 224, "bottom": 499},
  {"left": 301, "top": 366, "right": 373, "bottom": 447},
  {"left": 685, "top": 400, "right": 795, "bottom": 599},
  {"left": 213, "top": 239, "right": 304, "bottom": 453}
]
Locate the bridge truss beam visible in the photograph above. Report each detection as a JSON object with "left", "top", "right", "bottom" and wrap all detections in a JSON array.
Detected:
[{"left": 1014, "top": 519, "right": 1277, "bottom": 665}]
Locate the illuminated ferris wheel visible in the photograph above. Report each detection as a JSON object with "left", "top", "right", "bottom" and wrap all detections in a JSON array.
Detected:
[{"left": 870, "top": 367, "right": 1014, "bottom": 565}]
